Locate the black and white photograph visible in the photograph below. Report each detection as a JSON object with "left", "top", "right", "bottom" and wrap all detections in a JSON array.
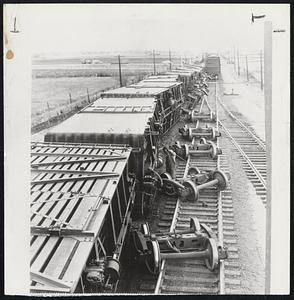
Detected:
[{"left": 4, "top": 3, "right": 290, "bottom": 296}]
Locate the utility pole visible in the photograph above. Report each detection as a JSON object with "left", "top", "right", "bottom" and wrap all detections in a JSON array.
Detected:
[
  {"left": 233, "top": 47, "right": 236, "bottom": 72},
  {"left": 237, "top": 49, "right": 240, "bottom": 76},
  {"left": 69, "top": 92, "right": 72, "bottom": 104},
  {"left": 169, "top": 49, "right": 172, "bottom": 70},
  {"left": 153, "top": 50, "right": 156, "bottom": 75},
  {"left": 47, "top": 102, "right": 51, "bottom": 124},
  {"left": 264, "top": 20, "right": 272, "bottom": 295},
  {"left": 260, "top": 50, "right": 264, "bottom": 90},
  {"left": 245, "top": 55, "right": 249, "bottom": 82},
  {"left": 118, "top": 55, "right": 123, "bottom": 87}
]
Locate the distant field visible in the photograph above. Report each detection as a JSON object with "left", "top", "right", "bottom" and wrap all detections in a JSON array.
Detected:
[
  {"left": 32, "top": 55, "right": 172, "bottom": 78},
  {"left": 32, "top": 64, "right": 168, "bottom": 78},
  {"left": 31, "top": 55, "right": 173, "bottom": 128},
  {"left": 32, "top": 76, "right": 119, "bottom": 124}
]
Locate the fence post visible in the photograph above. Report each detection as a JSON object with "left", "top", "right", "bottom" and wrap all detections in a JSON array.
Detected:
[
  {"left": 87, "top": 88, "right": 90, "bottom": 103},
  {"left": 47, "top": 102, "right": 51, "bottom": 125},
  {"left": 260, "top": 50, "right": 264, "bottom": 90},
  {"left": 237, "top": 49, "right": 240, "bottom": 76},
  {"left": 246, "top": 55, "right": 249, "bottom": 82},
  {"left": 153, "top": 50, "right": 156, "bottom": 75}
]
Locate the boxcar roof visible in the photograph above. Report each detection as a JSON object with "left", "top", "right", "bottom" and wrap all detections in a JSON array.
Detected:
[
  {"left": 140, "top": 78, "right": 179, "bottom": 83},
  {"left": 101, "top": 86, "right": 169, "bottom": 96},
  {"left": 45, "top": 97, "right": 156, "bottom": 136},
  {"left": 86, "top": 96, "right": 157, "bottom": 108},
  {"left": 164, "top": 70, "right": 195, "bottom": 76},
  {"left": 130, "top": 81, "right": 181, "bottom": 88},
  {"left": 147, "top": 75, "right": 179, "bottom": 80},
  {"left": 177, "top": 66, "right": 203, "bottom": 72},
  {"left": 30, "top": 142, "right": 132, "bottom": 293}
]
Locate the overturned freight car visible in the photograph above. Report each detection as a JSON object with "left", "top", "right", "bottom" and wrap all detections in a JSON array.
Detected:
[
  {"left": 31, "top": 68, "right": 209, "bottom": 294},
  {"left": 30, "top": 142, "right": 133, "bottom": 293}
]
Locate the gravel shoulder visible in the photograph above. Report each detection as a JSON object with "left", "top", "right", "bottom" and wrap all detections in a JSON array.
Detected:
[
  {"left": 219, "top": 62, "right": 266, "bottom": 294},
  {"left": 220, "top": 137, "right": 266, "bottom": 294},
  {"left": 220, "top": 60, "right": 265, "bottom": 141}
]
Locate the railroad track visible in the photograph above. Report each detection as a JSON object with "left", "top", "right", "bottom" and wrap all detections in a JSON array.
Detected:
[
  {"left": 216, "top": 95, "right": 267, "bottom": 206},
  {"left": 153, "top": 158, "right": 222, "bottom": 294},
  {"left": 122, "top": 81, "right": 241, "bottom": 295},
  {"left": 137, "top": 89, "right": 241, "bottom": 295}
]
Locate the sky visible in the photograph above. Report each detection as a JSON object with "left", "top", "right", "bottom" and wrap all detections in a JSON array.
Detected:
[{"left": 5, "top": 4, "right": 290, "bottom": 56}]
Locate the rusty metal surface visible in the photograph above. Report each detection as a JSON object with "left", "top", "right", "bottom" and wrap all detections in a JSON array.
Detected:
[{"left": 30, "top": 142, "right": 131, "bottom": 293}]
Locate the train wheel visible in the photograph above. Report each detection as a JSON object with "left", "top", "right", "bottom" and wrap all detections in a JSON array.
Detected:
[
  {"left": 182, "top": 179, "right": 199, "bottom": 202},
  {"left": 208, "top": 141, "right": 217, "bottom": 159},
  {"left": 212, "top": 170, "right": 228, "bottom": 190},
  {"left": 187, "top": 166, "right": 200, "bottom": 177},
  {"left": 160, "top": 173, "right": 177, "bottom": 196},
  {"left": 145, "top": 240, "right": 161, "bottom": 275},
  {"left": 199, "top": 137, "right": 207, "bottom": 145},
  {"left": 141, "top": 194, "right": 150, "bottom": 219},
  {"left": 190, "top": 217, "right": 201, "bottom": 232},
  {"left": 141, "top": 222, "right": 150, "bottom": 236},
  {"left": 132, "top": 193, "right": 149, "bottom": 220},
  {"left": 180, "top": 144, "right": 189, "bottom": 159},
  {"left": 188, "top": 127, "right": 193, "bottom": 141},
  {"left": 204, "top": 238, "right": 219, "bottom": 271},
  {"left": 211, "top": 127, "right": 216, "bottom": 140}
]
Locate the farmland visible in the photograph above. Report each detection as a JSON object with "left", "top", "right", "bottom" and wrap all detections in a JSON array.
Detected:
[
  {"left": 32, "top": 76, "right": 119, "bottom": 122},
  {"left": 31, "top": 53, "right": 179, "bottom": 130}
]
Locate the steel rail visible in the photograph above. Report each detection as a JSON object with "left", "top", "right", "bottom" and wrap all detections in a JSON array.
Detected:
[
  {"left": 154, "top": 197, "right": 181, "bottom": 294},
  {"left": 218, "top": 98, "right": 266, "bottom": 151},
  {"left": 154, "top": 94, "right": 225, "bottom": 295},
  {"left": 215, "top": 84, "right": 225, "bottom": 295},
  {"left": 219, "top": 121, "right": 266, "bottom": 190}
]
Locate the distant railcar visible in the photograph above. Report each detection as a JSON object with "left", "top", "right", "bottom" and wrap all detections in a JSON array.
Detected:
[
  {"left": 204, "top": 56, "right": 221, "bottom": 77},
  {"left": 164, "top": 68, "right": 201, "bottom": 92}
]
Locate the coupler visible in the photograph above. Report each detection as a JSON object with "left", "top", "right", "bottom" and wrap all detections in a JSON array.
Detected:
[{"left": 131, "top": 217, "right": 228, "bottom": 274}]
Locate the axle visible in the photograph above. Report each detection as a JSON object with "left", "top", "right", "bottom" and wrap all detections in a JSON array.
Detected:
[
  {"left": 131, "top": 217, "right": 228, "bottom": 273},
  {"left": 179, "top": 125, "right": 220, "bottom": 141},
  {"left": 190, "top": 110, "right": 216, "bottom": 123},
  {"left": 161, "top": 169, "right": 229, "bottom": 202},
  {"left": 161, "top": 248, "right": 210, "bottom": 260},
  {"left": 172, "top": 140, "right": 222, "bottom": 159}
]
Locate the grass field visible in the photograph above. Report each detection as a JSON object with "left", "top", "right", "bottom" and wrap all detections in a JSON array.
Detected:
[
  {"left": 31, "top": 55, "right": 171, "bottom": 128},
  {"left": 31, "top": 76, "right": 121, "bottom": 126},
  {"left": 32, "top": 76, "right": 119, "bottom": 114}
]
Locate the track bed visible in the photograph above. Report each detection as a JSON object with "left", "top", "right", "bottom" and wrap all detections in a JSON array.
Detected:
[{"left": 118, "top": 80, "right": 241, "bottom": 295}]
